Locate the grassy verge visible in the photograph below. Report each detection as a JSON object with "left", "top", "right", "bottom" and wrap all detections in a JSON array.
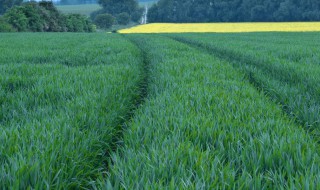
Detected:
[
  {"left": 108, "top": 34, "right": 320, "bottom": 189},
  {"left": 0, "top": 33, "right": 144, "bottom": 189}
]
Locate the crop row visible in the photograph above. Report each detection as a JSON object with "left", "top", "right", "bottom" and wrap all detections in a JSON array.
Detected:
[
  {"left": 0, "top": 33, "right": 144, "bottom": 189},
  {"left": 109, "top": 34, "right": 320, "bottom": 189},
  {"left": 168, "top": 33, "right": 320, "bottom": 135}
]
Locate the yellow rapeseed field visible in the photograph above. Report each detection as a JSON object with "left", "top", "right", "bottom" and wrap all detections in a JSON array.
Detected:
[{"left": 119, "top": 22, "right": 320, "bottom": 33}]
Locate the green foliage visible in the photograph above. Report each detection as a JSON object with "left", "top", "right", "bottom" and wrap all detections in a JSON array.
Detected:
[
  {"left": 94, "top": 13, "right": 115, "bottom": 29},
  {"left": 39, "top": 1, "right": 58, "bottom": 13},
  {"left": 96, "top": 0, "right": 142, "bottom": 24},
  {"left": 0, "top": 16, "right": 15, "bottom": 32},
  {"left": 2, "top": 31, "right": 320, "bottom": 189},
  {"left": 0, "top": 0, "right": 23, "bottom": 15},
  {"left": 38, "top": 1, "right": 64, "bottom": 32},
  {"left": 0, "top": 33, "right": 144, "bottom": 188},
  {"left": 66, "top": 14, "right": 91, "bottom": 32},
  {"left": 116, "top": 12, "right": 130, "bottom": 25},
  {"left": 3, "top": 2, "right": 95, "bottom": 32},
  {"left": 169, "top": 32, "right": 320, "bottom": 135},
  {"left": 3, "top": 6, "right": 28, "bottom": 31},
  {"left": 149, "top": 0, "right": 320, "bottom": 22},
  {"left": 24, "top": 2, "right": 46, "bottom": 32},
  {"left": 98, "top": 0, "right": 138, "bottom": 15},
  {"left": 109, "top": 34, "right": 320, "bottom": 189},
  {"left": 131, "top": 7, "right": 144, "bottom": 22},
  {"left": 90, "top": 8, "right": 105, "bottom": 20}
]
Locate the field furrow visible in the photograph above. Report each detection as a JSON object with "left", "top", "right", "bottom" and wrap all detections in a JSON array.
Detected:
[{"left": 108, "top": 34, "right": 320, "bottom": 189}]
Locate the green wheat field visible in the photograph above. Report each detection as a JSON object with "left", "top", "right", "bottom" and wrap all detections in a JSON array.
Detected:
[{"left": 1, "top": 32, "right": 320, "bottom": 189}]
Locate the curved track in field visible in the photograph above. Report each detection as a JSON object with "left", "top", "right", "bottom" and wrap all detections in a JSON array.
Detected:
[
  {"left": 108, "top": 34, "right": 320, "bottom": 189},
  {"left": 167, "top": 33, "right": 320, "bottom": 142}
]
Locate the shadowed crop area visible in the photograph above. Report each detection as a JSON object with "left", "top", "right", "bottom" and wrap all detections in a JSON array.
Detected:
[{"left": 118, "top": 22, "right": 320, "bottom": 33}]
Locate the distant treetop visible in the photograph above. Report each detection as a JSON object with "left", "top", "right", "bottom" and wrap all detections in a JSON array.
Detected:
[{"left": 148, "top": 0, "right": 320, "bottom": 22}]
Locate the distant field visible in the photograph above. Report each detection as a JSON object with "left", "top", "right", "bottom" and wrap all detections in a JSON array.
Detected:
[
  {"left": 56, "top": 1, "right": 156, "bottom": 16},
  {"left": 56, "top": 4, "right": 100, "bottom": 16},
  {"left": 119, "top": 22, "right": 320, "bottom": 33}
]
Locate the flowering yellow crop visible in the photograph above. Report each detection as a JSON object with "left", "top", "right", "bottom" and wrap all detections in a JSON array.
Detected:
[{"left": 119, "top": 22, "right": 320, "bottom": 33}]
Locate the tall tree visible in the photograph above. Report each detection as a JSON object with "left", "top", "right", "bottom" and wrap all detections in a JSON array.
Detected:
[
  {"left": 148, "top": 0, "right": 320, "bottom": 22},
  {"left": 0, "top": 0, "right": 23, "bottom": 15},
  {"left": 98, "top": 0, "right": 139, "bottom": 15}
]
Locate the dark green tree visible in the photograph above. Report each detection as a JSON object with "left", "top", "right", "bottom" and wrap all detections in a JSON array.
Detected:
[
  {"left": 0, "top": 16, "right": 15, "bottom": 32},
  {"left": 94, "top": 13, "right": 115, "bottom": 28},
  {"left": 250, "top": 5, "right": 267, "bottom": 21},
  {"left": 148, "top": 0, "right": 320, "bottom": 22},
  {"left": 3, "top": 6, "right": 27, "bottom": 31},
  {"left": 3, "top": 1, "right": 95, "bottom": 32},
  {"left": 274, "top": 0, "right": 298, "bottom": 21},
  {"left": 116, "top": 12, "right": 131, "bottom": 25},
  {"left": 92, "top": 0, "right": 142, "bottom": 25},
  {"left": 0, "top": 0, "right": 23, "bottom": 15},
  {"left": 98, "top": 0, "right": 139, "bottom": 15}
]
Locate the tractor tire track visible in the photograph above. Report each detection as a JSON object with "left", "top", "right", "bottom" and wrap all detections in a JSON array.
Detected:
[{"left": 167, "top": 35, "right": 320, "bottom": 143}]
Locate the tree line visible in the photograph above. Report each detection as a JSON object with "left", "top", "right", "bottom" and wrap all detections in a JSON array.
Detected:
[
  {"left": 148, "top": 0, "right": 320, "bottom": 22},
  {"left": 0, "top": 0, "right": 146, "bottom": 32},
  {"left": 0, "top": 1, "right": 94, "bottom": 32},
  {"left": 90, "top": 0, "right": 144, "bottom": 28}
]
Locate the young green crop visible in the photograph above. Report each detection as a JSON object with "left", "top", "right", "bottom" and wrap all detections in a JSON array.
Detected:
[
  {"left": 168, "top": 32, "right": 320, "bottom": 135},
  {"left": 108, "top": 34, "right": 320, "bottom": 189},
  {"left": 2, "top": 32, "right": 320, "bottom": 189},
  {"left": 0, "top": 33, "right": 144, "bottom": 189}
]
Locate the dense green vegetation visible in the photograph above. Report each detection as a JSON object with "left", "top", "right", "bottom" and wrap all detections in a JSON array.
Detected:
[
  {"left": 91, "top": 0, "right": 144, "bottom": 27},
  {"left": 149, "top": 0, "right": 320, "bottom": 22},
  {"left": 108, "top": 34, "right": 320, "bottom": 188},
  {"left": 93, "top": 13, "right": 115, "bottom": 29},
  {"left": 97, "top": 0, "right": 139, "bottom": 16},
  {"left": 1, "top": 2, "right": 94, "bottom": 32},
  {"left": 57, "top": 0, "right": 155, "bottom": 6},
  {"left": 168, "top": 33, "right": 320, "bottom": 136},
  {"left": 1, "top": 32, "right": 320, "bottom": 189},
  {"left": 0, "top": 16, "right": 15, "bottom": 32},
  {"left": 0, "top": 0, "right": 23, "bottom": 15},
  {"left": 0, "top": 33, "right": 144, "bottom": 189}
]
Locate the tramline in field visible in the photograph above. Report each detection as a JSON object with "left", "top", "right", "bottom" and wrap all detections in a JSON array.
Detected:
[
  {"left": 0, "top": 33, "right": 144, "bottom": 189},
  {"left": 167, "top": 32, "right": 320, "bottom": 134},
  {"left": 1, "top": 31, "right": 320, "bottom": 189},
  {"left": 108, "top": 34, "right": 320, "bottom": 189}
]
